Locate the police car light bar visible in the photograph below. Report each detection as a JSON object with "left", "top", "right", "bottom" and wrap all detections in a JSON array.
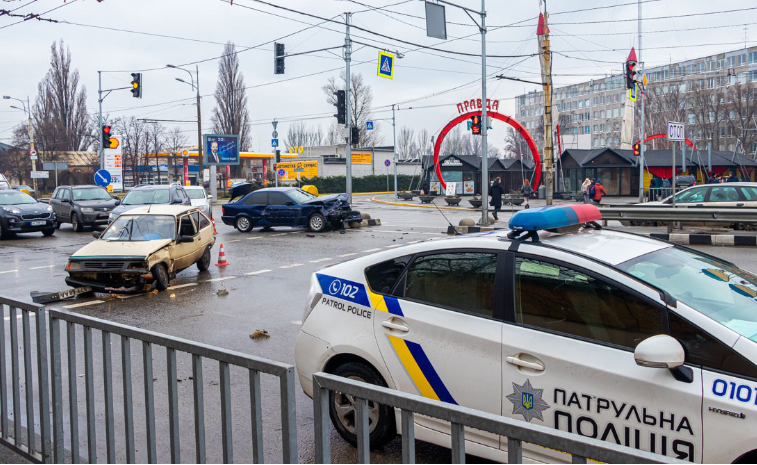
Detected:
[{"left": 507, "top": 204, "right": 602, "bottom": 241}]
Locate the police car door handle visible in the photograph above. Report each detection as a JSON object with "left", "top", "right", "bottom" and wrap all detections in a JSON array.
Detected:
[
  {"left": 506, "top": 356, "right": 544, "bottom": 371},
  {"left": 382, "top": 319, "right": 410, "bottom": 332}
]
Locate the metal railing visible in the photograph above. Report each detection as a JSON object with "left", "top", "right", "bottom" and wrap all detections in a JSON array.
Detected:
[
  {"left": 312, "top": 372, "right": 678, "bottom": 464},
  {"left": 0, "top": 296, "right": 298, "bottom": 464},
  {"left": 598, "top": 206, "right": 757, "bottom": 224}
]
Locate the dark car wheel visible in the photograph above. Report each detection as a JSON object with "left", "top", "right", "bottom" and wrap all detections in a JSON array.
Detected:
[
  {"left": 151, "top": 263, "right": 170, "bottom": 291},
  {"left": 197, "top": 247, "right": 211, "bottom": 272},
  {"left": 42, "top": 228, "right": 55, "bottom": 237},
  {"left": 0, "top": 222, "right": 12, "bottom": 239},
  {"left": 236, "top": 216, "right": 253, "bottom": 232},
  {"left": 329, "top": 362, "right": 396, "bottom": 448},
  {"left": 54, "top": 221, "right": 61, "bottom": 229},
  {"left": 308, "top": 213, "right": 326, "bottom": 233},
  {"left": 71, "top": 213, "right": 83, "bottom": 232}
]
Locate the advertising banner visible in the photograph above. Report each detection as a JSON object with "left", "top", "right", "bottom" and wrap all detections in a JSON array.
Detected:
[
  {"left": 203, "top": 134, "right": 240, "bottom": 165},
  {"left": 277, "top": 160, "right": 319, "bottom": 181},
  {"left": 351, "top": 152, "right": 372, "bottom": 164},
  {"left": 103, "top": 143, "right": 123, "bottom": 192}
]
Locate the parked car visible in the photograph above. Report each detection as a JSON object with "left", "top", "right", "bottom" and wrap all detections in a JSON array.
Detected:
[
  {"left": 109, "top": 184, "right": 191, "bottom": 222},
  {"left": 644, "top": 182, "right": 757, "bottom": 207},
  {"left": 12, "top": 184, "right": 35, "bottom": 198},
  {"left": 296, "top": 204, "right": 757, "bottom": 463},
  {"left": 675, "top": 175, "right": 696, "bottom": 188},
  {"left": 0, "top": 190, "right": 56, "bottom": 238},
  {"left": 184, "top": 185, "right": 212, "bottom": 218},
  {"left": 50, "top": 185, "right": 121, "bottom": 232},
  {"left": 66, "top": 205, "right": 215, "bottom": 292},
  {"left": 0, "top": 174, "right": 10, "bottom": 190},
  {"left": 221, "top": 187, "right": 361, "bottom": 233}
]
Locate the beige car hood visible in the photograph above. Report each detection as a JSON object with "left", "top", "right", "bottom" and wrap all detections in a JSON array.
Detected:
[{"left": 71, "top": 238, "right": 173, "bottom": 259}]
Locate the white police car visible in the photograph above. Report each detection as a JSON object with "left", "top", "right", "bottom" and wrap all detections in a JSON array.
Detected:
[{"left": 295, "top": 204, "right": 757, "bottom": 463}]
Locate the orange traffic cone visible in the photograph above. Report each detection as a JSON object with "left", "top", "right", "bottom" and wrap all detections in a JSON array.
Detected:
[
  {"left": 212, "top": 218, "right": 218, "bottom": 235},
  {"left": 215, "top": 243, "right": 230, "bottom": 267}
]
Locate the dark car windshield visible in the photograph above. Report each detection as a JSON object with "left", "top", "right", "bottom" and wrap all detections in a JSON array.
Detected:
[
  {"left": 287, "top": 189, "right": 316, "bottom": 204},
  {"left": 122, "top": 189, "right": 170, "bottom": 205},
  {"left": 0, "top": 192, "right": 36, "bottom": 205},
  {"left": 617, "top": 247, "right": 757, "bottom": 342},
  {"left": 73, "top": 187, "right": 112, "bottom": 201},
  {"left": 101, "top": 215, "right": 176, "bottom": 241},
  {"left": 186, "top": 189, "right": 207, "bottom": 200}
]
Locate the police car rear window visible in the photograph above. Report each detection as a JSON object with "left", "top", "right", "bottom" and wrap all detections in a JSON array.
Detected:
[{"left": 365, "top": 255, "right": 410, "bottom": 295}]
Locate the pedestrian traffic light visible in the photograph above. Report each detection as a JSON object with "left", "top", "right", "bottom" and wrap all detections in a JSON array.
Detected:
[
  {"left": 351, "top": 127, "right": 359, "bottom": 146},
  {"left": 625, "top": 60, "right": 637, "bottom": 90},
  {"left": 632, "top": 140, "right": 641, "bottom": 156},
  {"left": 130, "top": 73, "right": 142, "bottom": 98},
  {"left": 274, "top": 42, "right": 285, "bottom": 75},
  {"left": 334, "top": 90, "right": 346, "bottom": 124},
  {"left": 470, "top": 115, "right": 482, "bottom": 135}
]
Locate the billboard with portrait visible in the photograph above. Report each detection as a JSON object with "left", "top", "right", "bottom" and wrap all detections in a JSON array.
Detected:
[{"left": 203, "top": 134, "right": 240, "bottom": 165}]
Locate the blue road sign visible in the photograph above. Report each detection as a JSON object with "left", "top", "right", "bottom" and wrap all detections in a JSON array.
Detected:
[
  {"left": 94, "top": 169, "right": 111, "bottom": 187},
  {"left": 384, "top": 159, "right": 391, "bottom": 167},
  {"left": 272, "top": 138, "right": 279, "bottom": 147},
  {"left": 278, "top": 169, "right": 286, "bottom": 177},
  {"left": 377, "top": 51, "right": 395, "bottom": 79},
  {"left": 366, "top": 121, "right": 374, "bottom": 130}
]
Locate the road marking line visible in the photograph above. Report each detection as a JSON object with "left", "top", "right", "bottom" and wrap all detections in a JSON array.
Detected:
[
  {"left": 362, "top": 248, "right": 382, "bottom": 253},
  {"left": 385, "top": 244, "right": 404, "bottom": 248},
  {"left": 280, "top": 263, "right": 303, "bottom": 269},
  {"left": 0, "top": 270, "right": 18, "bottom": 275},
  {"left": 309, "top": 258, "right": 331, "bottom": 263},
  {"left": 31, "top": 265, "right": 57, "bottom": 270},
  {"left": 245, "top": 269, "right": 271, "bottom": 275},
  {"left": 271, "top": 233, "right": 287, "bottom": 237},
  {"left": 338, "top": 253, "right": 358, "bottom": 258},
  {"left": 117, "top": 294, "right": 141, "bottom": 300},
  {"left": 408, "top": 240, "right": 422, "bottom": 244},
  {"left": 63, "top": 301, "right": 104, "bottom": 309},
  {"left": 228, "top": 239, "right": 241, "bottom": 243},
  {"left": 167, "top": 283, "right": 198, "bottom": 290},
  {"left": 204, "top": 276, "right": 237, "bottom": 283},
  {"left": 246, "top": 237, "right": 262, "bottom": 240}
]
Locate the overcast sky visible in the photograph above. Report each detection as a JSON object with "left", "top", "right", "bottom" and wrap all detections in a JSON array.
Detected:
[{"left": 1, "top": 0, "right": 755, "bottom": 152}]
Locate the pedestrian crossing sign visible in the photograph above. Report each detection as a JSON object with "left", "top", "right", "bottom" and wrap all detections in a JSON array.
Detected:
[
  {"left": 630, "top": 83, "right": 637, "bottom": 102},
  {"left": 378, "top": 51, "right": 395, "bottom": 79}
]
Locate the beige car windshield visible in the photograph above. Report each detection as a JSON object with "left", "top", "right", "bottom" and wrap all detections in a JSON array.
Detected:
[{"left": 101, "top": 215, "right": 176, "bottom": 241}]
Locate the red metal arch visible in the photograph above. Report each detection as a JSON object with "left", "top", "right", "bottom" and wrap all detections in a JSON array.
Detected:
[
  {"left": 644, "top": 133, "right": 696, "bottom": 149},
  {"left": 434, "top": 110, "right": 541, "bottom": 191}
]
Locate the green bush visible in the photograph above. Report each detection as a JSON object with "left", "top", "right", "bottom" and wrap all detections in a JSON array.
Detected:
[{"left": 300, "top": 175, "right": 419, "bottom": 194}]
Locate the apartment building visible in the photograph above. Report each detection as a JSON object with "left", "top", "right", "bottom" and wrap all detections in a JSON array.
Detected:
[{"left": 515, "top": 46, "right": 757, "bottom": 153}]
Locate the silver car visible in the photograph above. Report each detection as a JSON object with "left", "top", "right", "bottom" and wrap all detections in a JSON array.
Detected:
[
  {"left": 184, "top": 185, "right": 212, "bottom": 218},
  {"left": 645, "top": 182, "right": 757, "bottom": 207}
]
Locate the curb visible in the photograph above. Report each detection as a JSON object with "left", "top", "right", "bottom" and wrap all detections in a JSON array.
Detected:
[
  {"left": 649, "top": 233, "right": 757, "bottom": 246},
  {"left": 447, "top": 225, "right": 503, "bottom": 234},
  {"left": 362, "top": 219, "right": 382, "bottom": 227},
  {"left": 372, "top": 197, "right": 475, "bottom": 211}
]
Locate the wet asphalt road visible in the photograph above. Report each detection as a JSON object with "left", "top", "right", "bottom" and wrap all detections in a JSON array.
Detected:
[{"left": 1, "top": 194, "right": 757, "bottom": 463}]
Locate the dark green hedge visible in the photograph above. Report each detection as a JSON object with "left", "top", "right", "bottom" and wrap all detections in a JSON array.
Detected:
[{"left": 300, "top": 175, "right": 419, "bottom": 193}]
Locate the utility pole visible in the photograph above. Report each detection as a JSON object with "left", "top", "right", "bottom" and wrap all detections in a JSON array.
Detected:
[
  {"left": 344, "top": 12, "right": 353, "bottom": 203},
  {"left": 392, "top": 104, "right": 398, "bottom": 199},
  {"left": 537, "top": 10, "right": 554, "bottom": 205},
  {"left": 479, "top": 0, "right": 489, "bottom": 224},
  {"left": 638, "top": 0, "right": 646, "bottom": 202},
  {"left": 98, "top": 71, "right": 103, "bottom": 170},
  {"left": 196, "top": 65, "right": 203, "bottom": 188}
]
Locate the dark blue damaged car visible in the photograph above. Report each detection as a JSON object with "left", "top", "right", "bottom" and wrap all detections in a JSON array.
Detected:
[{"left": 221, "top": 186, "right": 361, "bottom": 233}]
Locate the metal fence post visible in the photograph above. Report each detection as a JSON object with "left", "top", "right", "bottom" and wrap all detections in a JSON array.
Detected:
[
  {"left": 401, "top": 410, "right": 415, "bottom": 464},
  {"left": 280, "top": 367, "right": 298, "bottom": 464},
  {"left": 66, "top": 322, "right": 79, "bottom": 463},
  {"left": 249, "top": 370, "right": 263, "bottom": 464},
  {"left": 313, "top": 379, "right": 330, "bottom": 464},
  {"left": 121, "top": 336, "right": 135, "bottom": 464},
  {"left": 22, "top": 311, "right": 36, "bottom": 455},
  {"left": 83, "top": 326, "right": 96, "bottom": 464},
  {"left": 219, "top": 361, "right": 233, "bottom": 464},
  {"left": 192, "top": 354, "right": 206, "bottom": 464},
  {"left": 142, "top": 341, "right": 157, "bottom": 464},
  {"left": 167, "top": 347, "right": 180, "bottom": 463},
  {"left": 507, "top": 437, "right": 522, "bottom": 464},
  {"left": 356, "top": 397, "right": 369, "bottom": 464},
  {"left": 9, "top": 306, "right": 21, "bottom": 447},
  {"left": 35, "top": 307, "right": 51, "bottom": 464},
  {"left": 0, "top": 305, "right": 7, "bottom": 441},
  {"left": 49, "top": 317, "right": 63, "bottom": 463},
  {"left": 450, "top": 423, "right": 465, "bottom": 464},
  {"left": 102, "top": 331, "right": 116, "bottom": 463}
]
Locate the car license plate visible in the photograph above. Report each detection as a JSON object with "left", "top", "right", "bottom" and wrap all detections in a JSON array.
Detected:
[
  {"left": 99, "top": 212, "right": 108, "bottom": 217},
  {"left": 31, "top": 221, "right": 46, "bottom": 226}
]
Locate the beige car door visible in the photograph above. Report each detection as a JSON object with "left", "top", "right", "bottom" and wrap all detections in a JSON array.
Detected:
[
  {"left": 196, "top": 211, "right": 214, "bottom": 250},
  {"left": 173, "top": 214, "right": 198, "bottom": 271}
]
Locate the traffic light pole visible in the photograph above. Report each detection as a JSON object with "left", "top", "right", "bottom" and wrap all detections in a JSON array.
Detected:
[
  {"left": 392, "top": 104, "right": 398, "bottom": 200},
  {"left": 637, "top": 0, "right": 646, "bottom": 202},
  {"left": 98, "top": 71, "right": 103, "bottom": 170},
  {"left": 196, "top": 65, "right": 204, "bottom": 188},
  {"left": 479, "top": 0, "right": 489, "bottom": 224},
  {"left": 344, "top": 12, "right": 353, "bottom": 204}
]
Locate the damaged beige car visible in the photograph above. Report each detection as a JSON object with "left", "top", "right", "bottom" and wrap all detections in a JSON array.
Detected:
[{"left": 66, "top": 205, "right": 215, "bottom": 292}]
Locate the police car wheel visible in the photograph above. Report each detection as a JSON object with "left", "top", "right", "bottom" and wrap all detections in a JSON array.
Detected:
[
  {"left": 329, "top": 362, "right": 396, "bottom": 448},
  {"left": 236, "top": 216, "right": 253, "bottom": 232},
  {"left": 309, "top": 213, "right": 326, "bottom": 233}
]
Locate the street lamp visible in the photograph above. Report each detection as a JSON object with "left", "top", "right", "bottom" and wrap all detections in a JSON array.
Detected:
[
  {"left": 166, "top": 64, "right": 207, "bottom": 196},
  {"left": 3, "top": 94, "right": 38, "bottom": 194}
]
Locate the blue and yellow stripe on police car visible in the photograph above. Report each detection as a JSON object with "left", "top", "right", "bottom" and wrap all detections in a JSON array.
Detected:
[
  {"left": 387, "top": 335, "right": 457, "bottom": 405},
  {"left": 367, "top": 289, "right": 404, "bottom": 316}
]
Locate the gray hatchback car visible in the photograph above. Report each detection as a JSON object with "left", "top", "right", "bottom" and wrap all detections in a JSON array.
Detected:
[{"left": 50, "top": 185, "right": 120, "bottom": 232}]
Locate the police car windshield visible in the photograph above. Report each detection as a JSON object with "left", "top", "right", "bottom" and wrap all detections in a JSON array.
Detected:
[
  {"left": 122, "top": 189, "right": 170, "bottom": 205},
  {"left": 287, "top": 189, "right": 315, "bottom": 204},
  {"left": 101, "top": 215, "right": 176, "bottom": 241},
  {"left": 617, "top": 247, "right": 757, "bottom": 342}
]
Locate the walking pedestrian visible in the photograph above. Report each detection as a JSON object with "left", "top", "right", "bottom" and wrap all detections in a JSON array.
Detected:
[
  {"left": 581, "top": 178, "right": 592, "bottom": 203},
  {"left": 488, "top": 177, "right": 505, "bottom": 220},
  {"left": 592, "top": 179, "right": 607, "bottom": 204},
  {"left": 520, "top": 179, "right": 534, "bottom": 209}
]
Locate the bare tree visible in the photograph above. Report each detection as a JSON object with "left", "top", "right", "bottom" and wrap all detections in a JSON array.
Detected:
[
  {"left": 211, "top": 41, "right": 251, "bottom": 177},
  {"left": 504, "top": 126, "right": 532, "bottom": 161},
  {"left": 417, "top": 128, "right": 432, "bottom": 156},
  {"left": 32, "top": 40, "right": 90, "bottom": 161},
  {"left": 322, "top": 72, "right": 382, "bottom": 147},
  {"left": 284, "top": 122, "right": 325, "bottom": 150},
  {"left": 440, "top": 126, "right": 464, "bottom": 155},
  {"left": 396, "top": 126, "right": 417, "bottom": 160},
  {"left": 166, "top": 126, "right": 188, "bottom": 154},
  {"left": 726, "top": 82, "right": 757, "bottom": 157}
]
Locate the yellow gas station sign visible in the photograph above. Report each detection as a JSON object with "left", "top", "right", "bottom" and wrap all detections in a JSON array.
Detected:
[{"left": 277, "top": 160, "right": 319, "bottom": 181}]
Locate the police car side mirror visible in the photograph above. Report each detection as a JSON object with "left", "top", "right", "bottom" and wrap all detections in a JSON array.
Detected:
[{"left": 634, "top": 335, "right": 684, "bottom": 369}]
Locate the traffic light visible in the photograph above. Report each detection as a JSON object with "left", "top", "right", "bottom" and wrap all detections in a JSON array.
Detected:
[
  {"left": 625, "top": 60, "right": 637, "bottom": 90},
  {"left": 101, "top": 125, "right": 119, "bottom": 149},
  {"left": 334, "top": 90, "right": 346, "bottom": 124},
  {"left": 351, "top": 127, "right": 359, "bottom": 146},
  {"left": 470, "top": 115, "right": 482, "bottom": 135},
  {"left": 274, "top": 42, "right": 285, "bottom": 75},
  {"left": 632, "top": 140, "right": 641, "bottom": 156},
  {"left": 130, "top": 73, "right": 142, "bottom": 98}
]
